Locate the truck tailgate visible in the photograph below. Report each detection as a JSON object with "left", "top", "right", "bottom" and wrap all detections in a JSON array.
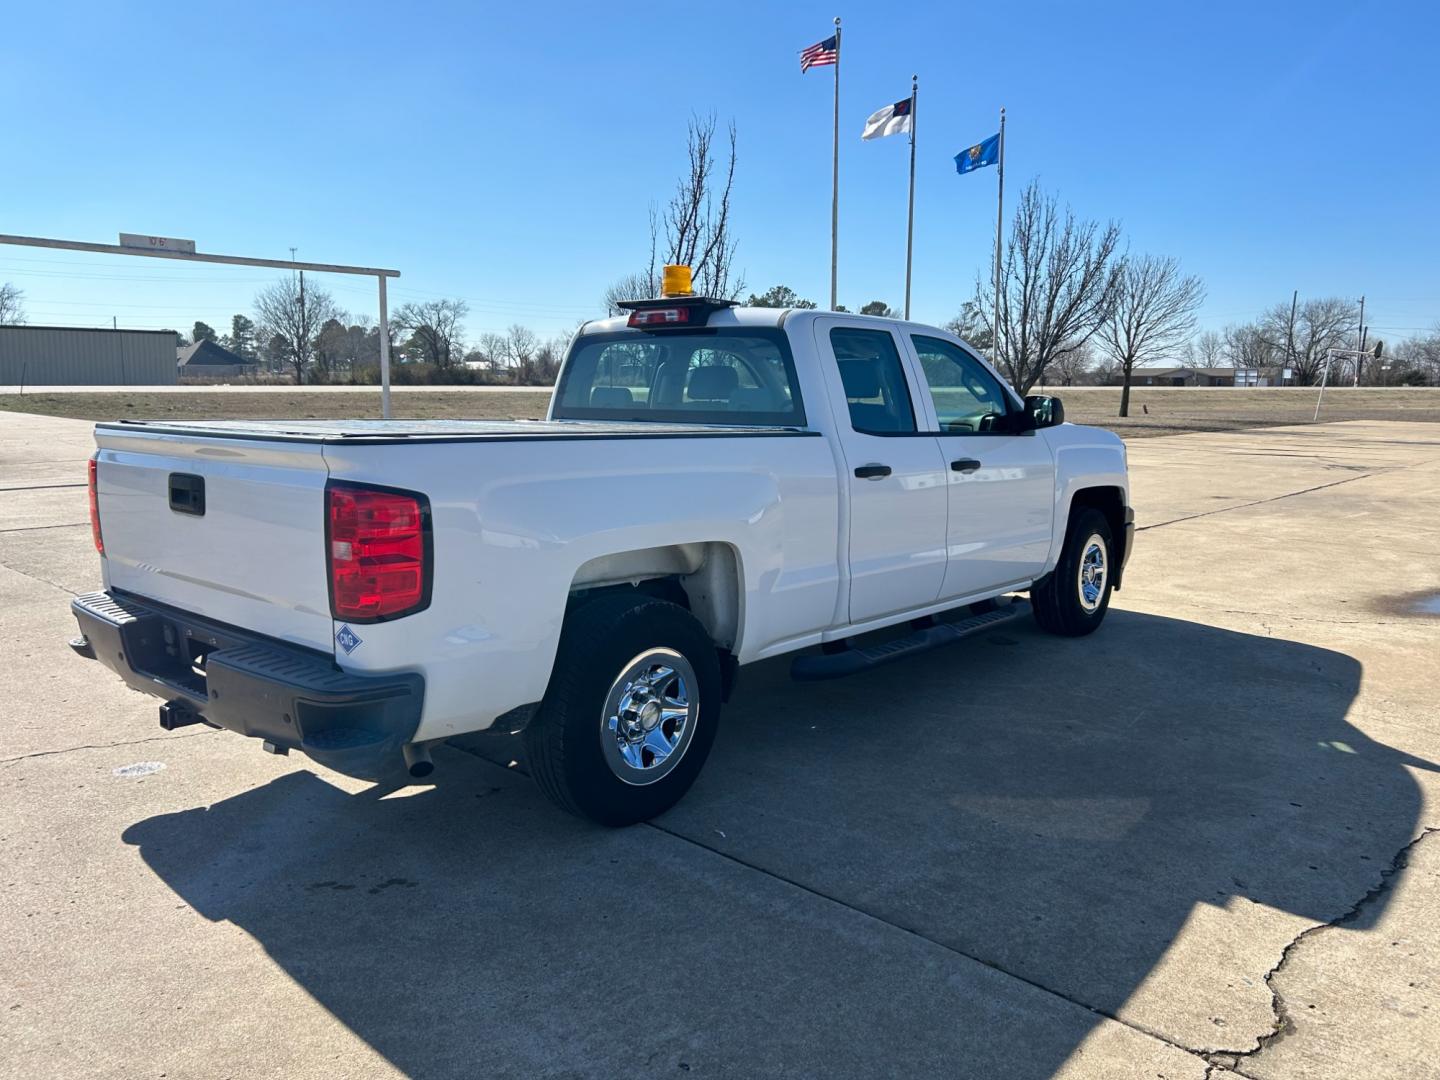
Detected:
[{"left": 94, "top": 426, "right": 334, "bottom": 653}]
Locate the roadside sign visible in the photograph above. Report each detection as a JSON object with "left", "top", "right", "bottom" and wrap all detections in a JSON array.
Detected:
[{"left": 118, "top": 232, "right": 196, "bottom": 255}]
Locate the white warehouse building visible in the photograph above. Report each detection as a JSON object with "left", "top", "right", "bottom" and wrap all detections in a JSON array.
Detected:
[{"left": 0, "top": 325, "right": 179, "bottom": 386}]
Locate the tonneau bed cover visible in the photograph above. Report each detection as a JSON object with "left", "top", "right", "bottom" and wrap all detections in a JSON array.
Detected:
[{"left": 97, "top": 418, "right": 813, "bottom": 443}]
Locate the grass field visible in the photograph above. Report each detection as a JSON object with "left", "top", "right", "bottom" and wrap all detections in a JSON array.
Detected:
[{"left": 3, "top": 386, "right": 1439, "bottom": 438}]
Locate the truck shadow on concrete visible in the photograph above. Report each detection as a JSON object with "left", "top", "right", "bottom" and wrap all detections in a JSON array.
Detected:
[{"left": 122, "top": 610, "right": 1437, "bottom": 1079}]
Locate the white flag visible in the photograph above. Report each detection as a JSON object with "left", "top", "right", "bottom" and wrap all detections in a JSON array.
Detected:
[{"left": 862, "top": 98, "right": 913, "bottom": 140}]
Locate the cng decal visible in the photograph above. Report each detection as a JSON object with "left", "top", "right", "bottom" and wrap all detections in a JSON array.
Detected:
[{"left": 335, "top": 625, "right": 363, "bottom": 655}]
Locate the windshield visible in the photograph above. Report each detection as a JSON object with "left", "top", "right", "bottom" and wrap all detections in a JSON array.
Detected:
[{"left": 553, "top": 329, "right": 806, "bottom": 426}]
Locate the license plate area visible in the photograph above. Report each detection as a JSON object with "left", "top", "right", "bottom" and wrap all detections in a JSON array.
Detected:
[{"left": 129, "top": 614, "right": 250, "bottom": 700}]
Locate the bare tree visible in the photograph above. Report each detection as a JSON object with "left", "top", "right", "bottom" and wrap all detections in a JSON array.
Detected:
[
  {"left": 1258, "top": 297, "right": 1356, "bottom": 385},
  {"left": 474, "top": 332, "right": 509, "bottom": 370},
  {"left": 1090, "top": 354, "right": 1120, "bottom": 386},
  {"left": 504, "top": 324, "right": 539, "bottom": 381},
  {"left": 663, "top": 114, "right": 740, "bottom": 298},
  {"left": 1100, "top": 254, "right": 1205, "bottom": 417},
  {"left": 944, "top": 299, "right": 993, "bottom": 353},
  {"left": 980, "top": 181, "right": 1123, "bottom": 394},
  {"left": 529, "top": 335, "right": 567, "bottom": 385},
  {"left": 0, "top": 282, "right": 25, "bottom": 325},
  {"left": 1391, "top": 327, "right": 1440, "bottom": 385},
  {"left": 1049, "top": 342, "right": 1097, "bottom": 386},
  {"left": 606, "top": 115, "right": 743, "bottom": 307},
  {"left": 604, "top": 272, "right": 656, "bottom": 316},
  {"left": 393, "top": 298, "right": 468, "bottom": 369},
  {"left": 1222, "top": 323, "right": 1276, "bottom": 374},
  {"left": 1189, "top": 330, "right": 1223, "bottom": 367},
  {"left": 253, "top": 275, "right": 340, "bottom": 384}
]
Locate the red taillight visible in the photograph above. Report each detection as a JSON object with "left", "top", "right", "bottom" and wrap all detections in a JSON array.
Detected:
[
  {"left": 627, "top": 306, "right": 691, "bottom": 328},
  {"left": 88, "top": 455, "right": 104, "bottom": 555},
  {"left": 326, "top": 483, "right": 430, "bottom": 621}
]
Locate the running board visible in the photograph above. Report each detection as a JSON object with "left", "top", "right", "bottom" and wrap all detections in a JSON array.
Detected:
[{"left": 790, "top": 600, "right": 1029, "bottom": 681}]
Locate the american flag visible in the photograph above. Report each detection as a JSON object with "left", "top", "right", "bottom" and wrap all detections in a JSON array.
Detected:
[{"left": 800, "top": 35, "right": 838, "bottom": 73}]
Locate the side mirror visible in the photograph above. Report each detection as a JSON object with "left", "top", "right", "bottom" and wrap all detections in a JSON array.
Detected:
[{"left": 1024, "top": 394, "right": 1065, "bottom": 429}]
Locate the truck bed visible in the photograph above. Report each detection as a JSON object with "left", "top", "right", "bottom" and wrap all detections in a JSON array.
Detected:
[{"left": 97, "top": 418, "right": 814, "bottom": 443}]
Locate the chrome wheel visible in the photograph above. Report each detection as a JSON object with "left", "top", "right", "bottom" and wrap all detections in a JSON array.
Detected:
[
  {"left": 1077, "top": 533, "right": 1108, "bottom": 613},
  {"left": 599, "top": 648, "right": 697, "bottom": 786}
]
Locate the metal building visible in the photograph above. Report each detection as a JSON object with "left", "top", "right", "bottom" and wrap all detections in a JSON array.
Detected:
[{"left": 0, "top": 325, "right": 179, "bottom": 386}]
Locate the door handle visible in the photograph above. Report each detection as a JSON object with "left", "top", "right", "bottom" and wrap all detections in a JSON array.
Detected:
[
  {"left": 854, "top": 463, "right": 892, "bottom": 480},
  {"left": 950, "top": 458, "right": 981, "bottom": 473}
]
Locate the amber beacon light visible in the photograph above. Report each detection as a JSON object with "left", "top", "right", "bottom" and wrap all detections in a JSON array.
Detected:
[{"left": 660, "top": 264, "right": 694, "bottom": 298}]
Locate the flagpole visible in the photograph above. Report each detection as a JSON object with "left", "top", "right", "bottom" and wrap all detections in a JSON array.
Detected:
[
  {"left": 830, "top": 17, "right": 841, "bottom": 311},
  {"left": 992, "top": 106, "right": 1006, "bottom": 360},
  {"left": 904, "top": 74, "right": 917, "bottom": 320}
]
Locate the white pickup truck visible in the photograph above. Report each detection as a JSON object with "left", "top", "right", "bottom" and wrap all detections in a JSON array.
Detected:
[{"left": 71, "top": 293, "right": 1132, "bottom": 825}]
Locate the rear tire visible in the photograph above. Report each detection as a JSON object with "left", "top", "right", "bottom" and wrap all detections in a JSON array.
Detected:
[
  {"left": 524, "top": 594, "right": 721, "bottom": 826},
  {"left": 1032, "top": 507, "right": 1114, "bottom": 637}
]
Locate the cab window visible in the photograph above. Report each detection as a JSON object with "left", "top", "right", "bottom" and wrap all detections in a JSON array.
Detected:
[
  {"left": 554, "top": 330, "right": 804, "bottom": 425},
  {"left": 911, "top": 335, "right": 1012, "bottom": 433},
  {"left": 830, "top": 328, "right": 916, "bottom": 434}
]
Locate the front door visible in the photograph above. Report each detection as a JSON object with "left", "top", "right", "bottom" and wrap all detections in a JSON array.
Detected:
[
  {"left": 814, "top": 319, "right": 948, "bottom": 624},
  {"left": 905, "top": 333, "right": 1055, "bottom": 600}
]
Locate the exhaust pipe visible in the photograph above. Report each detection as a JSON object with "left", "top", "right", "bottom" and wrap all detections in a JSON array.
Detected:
[{"left": 402, "top": 741, "right": 435, "bottom": 779}]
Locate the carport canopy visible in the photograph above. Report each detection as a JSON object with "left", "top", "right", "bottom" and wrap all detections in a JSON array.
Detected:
[{"left": 0, "top": 233, "right": 401, "bottom": 417}]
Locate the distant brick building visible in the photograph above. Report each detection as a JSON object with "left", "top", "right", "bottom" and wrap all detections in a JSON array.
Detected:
[
  {"left": 177, "top": 339, "right": 257, "bottom": 379},
  {"left": 1108, "top": 366, "right": 1238, "bottom": 387}
]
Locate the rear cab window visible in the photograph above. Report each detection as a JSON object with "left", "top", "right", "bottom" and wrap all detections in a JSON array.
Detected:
[
  {"left": 554, "top": 329, "right": 805, "bottom": 426},
  {"left": 829, "top": 327, "right": 917, "bottom": 434}
]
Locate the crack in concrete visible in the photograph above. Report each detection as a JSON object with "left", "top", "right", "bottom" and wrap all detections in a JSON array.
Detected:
[
  {"left": 0, "top": 482, "right": 87, "bottom": 492},
  {"left": 1198, "top": 827, "right": 1440, "bottom": 1078},
  {"left": 1135, "top": 452, "right": 1440, "bottom": 535},
  {"left": 1216, "top": 607, "right": 1395, "bottom": 627},
  {"left": 0, "top": 728, "right": 215, "bottom": 767},
  {"left": 0, "top": 554, "right": 82, "bottom": 597},
  {"left": 1137, "top": 472, "right": 1379, "bottom": 532},
  {"left": 0, "top": 521, "right": 88, "bottom": 534}
]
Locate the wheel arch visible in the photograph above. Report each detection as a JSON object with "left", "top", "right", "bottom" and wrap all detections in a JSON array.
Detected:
[
  {"left": 568, "top": 541, "right": 744, "bottom": 652},
  {"left": 1065, "top": 486, "right": 1128, "bottom": 589}
]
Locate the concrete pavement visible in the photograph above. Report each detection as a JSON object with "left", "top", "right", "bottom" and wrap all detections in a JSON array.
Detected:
[{"left": 1, "top": 411, "right": 1437, "bottom": 1079}]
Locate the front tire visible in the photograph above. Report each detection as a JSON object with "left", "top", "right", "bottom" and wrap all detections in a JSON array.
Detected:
[
  {"left": 1032, "top": 507, "right": 1114, "bottom": 637},
  {"left": 524, "top": 594, "right": 721, "bottom": 826}
]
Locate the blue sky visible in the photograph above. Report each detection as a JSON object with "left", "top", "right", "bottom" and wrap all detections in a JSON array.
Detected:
[{"left": 3, "top": 0, "right": 1437, "bottom": 347}]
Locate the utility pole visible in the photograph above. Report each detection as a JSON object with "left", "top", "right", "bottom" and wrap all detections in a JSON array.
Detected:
[
  {"left": 1285, "top": 289, "right": 1297, "bottom": 383},
  {"left": 291, "top": 247, "right": 306, "bottom": 381},
  {"left": 1353, "top": 295, "right": 1365, "bottom": 387}
]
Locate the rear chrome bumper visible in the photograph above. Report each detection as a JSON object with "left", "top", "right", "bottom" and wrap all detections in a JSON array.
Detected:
[{"left": 71, "top": 590, "right": 424, "bottom": 779}]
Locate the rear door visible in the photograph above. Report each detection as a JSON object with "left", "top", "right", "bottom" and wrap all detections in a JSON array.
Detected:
[
  {"left": 812, "top": 318, "right": 948, "bottom": 623},
  {"left": 94, "top": 427, "right": 334, "bottom": 652},
  {"left": 904, "top": 333, "right": 1055, "bottom": 599}
]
